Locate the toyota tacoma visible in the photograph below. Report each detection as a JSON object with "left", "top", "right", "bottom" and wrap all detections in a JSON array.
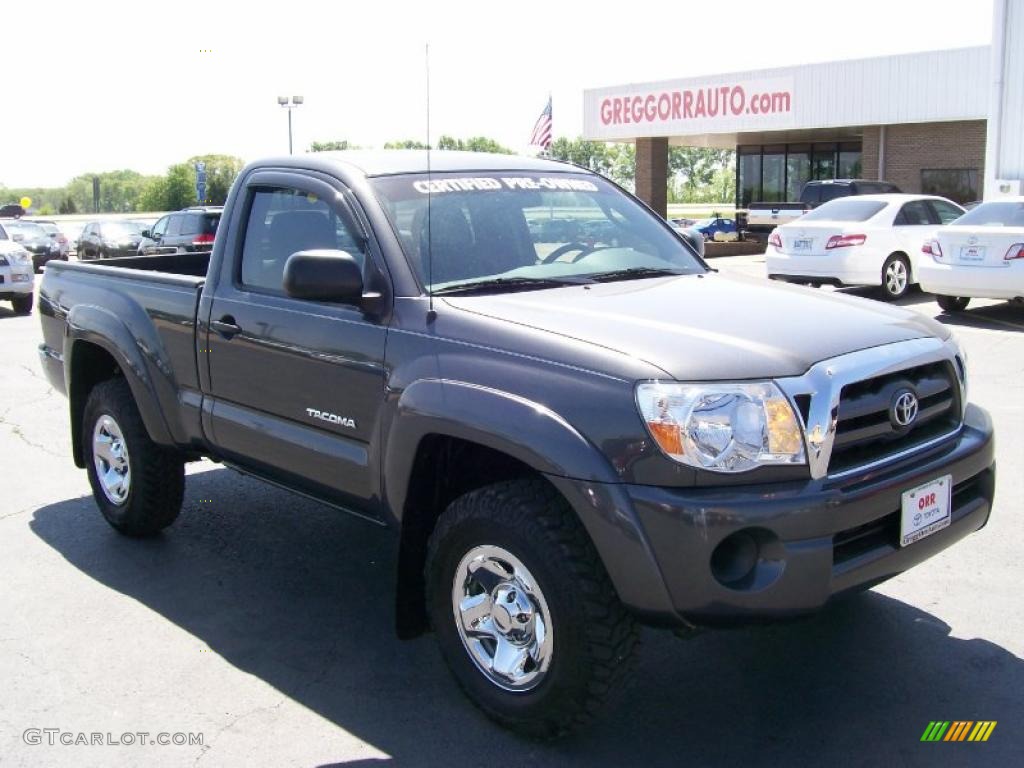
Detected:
[{"left": 37, "top": 151, "right": 995, "bottom": 737}]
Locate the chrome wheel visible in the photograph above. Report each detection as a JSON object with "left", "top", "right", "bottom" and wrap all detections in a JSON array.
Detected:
[
  {"left": 885, "top": 258, "right": 908, "bottom": 296},
  {"left": 92, "top": 414, "right": 131, "bottom": 505},
  {"left": 451, "top": 544, "right": 553, "bottom": 692}
]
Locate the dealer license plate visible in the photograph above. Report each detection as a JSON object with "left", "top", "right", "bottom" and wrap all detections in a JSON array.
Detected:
[
  {"left": 900, "top": 475, "right": 952, "bottom": 547},
  {"left": 958, "top": 245, "right": 985, "bottom": 263},
  {"left": 793, "top": 238, "right": 813, "bottom": 251}
]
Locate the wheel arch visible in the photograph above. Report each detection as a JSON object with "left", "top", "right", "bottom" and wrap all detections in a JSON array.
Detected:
[{"left": 385, "top": 379, "right": 622, "bottom": 638}]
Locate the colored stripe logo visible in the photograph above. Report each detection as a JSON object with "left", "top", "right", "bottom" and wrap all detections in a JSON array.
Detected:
[{"left": 921, "top": 721, "right": 997, "bottom": 742}]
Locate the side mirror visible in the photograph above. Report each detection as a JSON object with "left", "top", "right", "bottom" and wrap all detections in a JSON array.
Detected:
[
  {"left": 283, "top": 249, "right": 364, "bottom": 304},
  {"left": 141, "top": 229, "right": 152, "bottom": 239},
  {"left": 678, "top": 227, "right": 705, "bottom": 258}
]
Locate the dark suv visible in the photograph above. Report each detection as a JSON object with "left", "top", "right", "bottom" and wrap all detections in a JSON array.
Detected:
[
  {"left": 800, "top": 179, "right": 901, "bottom": 207},
  {"left": 137, "top": 206, "right": 222, "bottom": 256}
]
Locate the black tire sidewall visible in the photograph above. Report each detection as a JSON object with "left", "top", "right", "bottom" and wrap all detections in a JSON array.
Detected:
[
  {"left": 428, "top": 512, "right": 594, "bottom": 734},
  {"left": 938, "top": 295, "right": 969, "bottom": 312},
  {"left": 83, "top": 383, "right": 139, "bottom": 529},
  {"left": 11, "top": 294, "right": 32, "bottom": 314}
]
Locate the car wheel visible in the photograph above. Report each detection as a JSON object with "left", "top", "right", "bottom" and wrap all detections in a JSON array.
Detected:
[
  {"left": 881, "top": 254, "right": 911, "bottom": 300},
  {"left": 425, "top": 477, "right": 638, "bottom": 738},
  {"left": 937, "top": 295, "right": 970, "bottom": 312},
  {"left": 83, "top": 378, "right": 185, "bottom": 537},
  {"left": 11, "top": 294, "right": 33, "bottom": 315}
]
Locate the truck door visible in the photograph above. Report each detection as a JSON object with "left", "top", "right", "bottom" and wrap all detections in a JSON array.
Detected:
[{"left": 203, "top": 172, "right": 387, "bottom": 520}]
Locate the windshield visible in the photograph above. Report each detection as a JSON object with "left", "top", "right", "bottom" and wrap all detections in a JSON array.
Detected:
[
  {"left": 3, "top": 221, "right": 46, "bottom": 238},
  {"left": 799, "top": 199, "right": 887, "bottom": 223},
  {"left": 953, "top": 201, "right": 1024, "bottom": 227},
  {"left": 36, "top": 223, "right": 59, "bottom": 234},
  {"left": 371, "top": 172, "right": 704, "bottom": 292},
  {"left": 103, "top": 222, "right": 142, "bottom": 237}
]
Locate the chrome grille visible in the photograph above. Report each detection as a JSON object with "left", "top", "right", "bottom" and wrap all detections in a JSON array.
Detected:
[{"left": 827, "top": 361, "right": 961, "bottom": 475}]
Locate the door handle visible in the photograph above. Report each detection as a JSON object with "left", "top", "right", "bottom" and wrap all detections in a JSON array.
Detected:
[{"left": 211, "top": 316, "right": 242, "bottom": 338}]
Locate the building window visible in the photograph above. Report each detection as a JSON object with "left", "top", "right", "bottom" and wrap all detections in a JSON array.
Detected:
[
  {"left": 921, "top": 169, "right": 980, "bottom": 205},
  {"left": 837, "top": 141, "right": 862, "bottom": 178},
  {"left": 762, "top": 146, "right": 785, "bottom": 202},
  {"left": 738, "top": 148, "right": 762, "bottom": 207},
  {"left": 786, "top": 145, "right": 811, "bottom": 201},
  {"left": 812, "top": 143, "right": 836, "bottom": 180}
]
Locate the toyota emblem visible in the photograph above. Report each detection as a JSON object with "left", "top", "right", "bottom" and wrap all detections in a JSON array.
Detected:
[{"left": 891, "top": 389, "right": 919, "bottom": 428}]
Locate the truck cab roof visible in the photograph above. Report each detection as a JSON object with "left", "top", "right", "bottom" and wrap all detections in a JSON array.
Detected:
[{"left": 253, "top": 150, "right": 580, "bottom": 178}]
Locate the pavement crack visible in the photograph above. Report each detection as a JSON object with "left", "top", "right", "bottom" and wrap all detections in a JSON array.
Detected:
[{"left": 193, "top": 698, "right": 287, "bottom": 766}]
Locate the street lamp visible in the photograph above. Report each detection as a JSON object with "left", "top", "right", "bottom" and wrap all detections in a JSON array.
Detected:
[{"left": 277, "top": 95, "right": 304, "bottom": 154}]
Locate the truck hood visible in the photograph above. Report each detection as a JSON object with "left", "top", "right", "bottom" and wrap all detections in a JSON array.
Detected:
[{"left": 442, "top": 272, "right": 948, "bottom": 381}]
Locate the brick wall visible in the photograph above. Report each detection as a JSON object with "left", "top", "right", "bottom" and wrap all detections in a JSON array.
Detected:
[
  {"left": 861, "top": 120, "right": 986, "bottom": 193},
  {"left": 635, "top": 137, "right": 668, "bottom": 218}
]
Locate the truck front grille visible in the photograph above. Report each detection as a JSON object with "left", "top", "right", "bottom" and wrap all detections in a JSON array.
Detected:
[{"left": 827, "top": 361, "right": 961, "bottom": 476}]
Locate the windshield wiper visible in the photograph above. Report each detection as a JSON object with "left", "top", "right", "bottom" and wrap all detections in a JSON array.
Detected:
[
  {"left": 432, "top": 276, "right": 593, "bottom": 296},
  {"left": 586, "top": 267, "right": 690, "bottom": 283}
]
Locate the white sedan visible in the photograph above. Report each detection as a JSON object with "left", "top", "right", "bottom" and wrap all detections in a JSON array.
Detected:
[
  {"left": 766, "top": 194, "right": 965, "bottom": 300},
  {"left": 918, "top": 197, "right": 1024, "bottom": 312}
]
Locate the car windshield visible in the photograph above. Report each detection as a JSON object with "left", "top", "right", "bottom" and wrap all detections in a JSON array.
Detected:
[
  {"left": 3, "top": 221, "right": 46, "bottom": 238},
  {"left": 103, "top": 222, "right": 141, "bottom": 237},
  {"left": 371, "top": 172, "right": 704, "bottom": 292},
  {"left": 799, "top": 199, "right": 887, "bottom": 222},
  {"left": 952, "top": 201, "right": 1024, "bottom": 227}
]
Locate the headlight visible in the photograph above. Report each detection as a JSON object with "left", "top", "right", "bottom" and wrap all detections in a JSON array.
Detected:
[{"left": 636, "top": 381, "right": 806, "bottom": 472}]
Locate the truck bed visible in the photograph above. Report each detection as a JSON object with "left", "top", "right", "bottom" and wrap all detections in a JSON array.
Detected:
[{"left": 71, "top": 251, "right": 212, "bottom": 279}]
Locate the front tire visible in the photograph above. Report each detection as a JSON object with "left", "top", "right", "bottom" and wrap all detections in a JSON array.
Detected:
[
  {"left": 881, "top": 254, "right": 911, "bottom": 300},
  {"left": 11, "top": 294, "right": 32, "bottom": 315},
  {"left": 83, "top": 378, "right": 184, "bottom": 536},
  {"left": 425, "top": 478, "right": 638, "bottom": 738},
  {"left": 937, "top": 295, "right": 970, "bottom": 312}
]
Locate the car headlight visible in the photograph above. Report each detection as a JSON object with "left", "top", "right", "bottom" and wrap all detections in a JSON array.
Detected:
[{"left": 636, "top": 381, "right": 806, "bottom": 472}]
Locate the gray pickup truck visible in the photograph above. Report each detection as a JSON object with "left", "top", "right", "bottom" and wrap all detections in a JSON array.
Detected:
[{"left": 37, "top": 151, "right": 995, "bottom": 737}]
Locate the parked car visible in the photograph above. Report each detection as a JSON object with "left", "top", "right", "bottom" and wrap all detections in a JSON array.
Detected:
[
  {"left": 38, "top": 151, "right": 994, "bottom": 737},
  {"left": 61, "top": 222, "right": 85, "bottom": 256},
  {"left": 77, "top": 220, "right": 145, "bottom": 260},
  {"left": 919, "top": 197, "right": 1024, "bottom": 311},
  {"left": 0, "top": 239, "right": 35, "bottom": 314},
  {"left": 744, "top": 179, "right": 902, "bottom": 240},
  {"left": 31, "top": 220, "right": 71, "bottom": 259},
  {"left": 693, "top": 216, "right": 737, "bottom": 242},
  {"left": 766, "top": 194, "right": 965, "bottom": 299},
  {"left": 137, "top": 206, "right": 222, "bottom": 255},
  {"left": 0, "top": 219, "right": 62, "bottom": 271}
]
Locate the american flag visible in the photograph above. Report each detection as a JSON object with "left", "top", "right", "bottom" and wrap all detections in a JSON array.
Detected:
[{"left": 529, "top": 97, "right": 552, "bottom": 151}]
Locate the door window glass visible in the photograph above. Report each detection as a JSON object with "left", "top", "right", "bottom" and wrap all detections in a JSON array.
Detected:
[
  {"left": 928, "top": 200, "right": 966, "bottom": 224},
  {"left": 896, "top": 200, "right": 934, "bottom": 226},
  {"left": 240, "top": 187, "right": 365, "bottom": 293}
]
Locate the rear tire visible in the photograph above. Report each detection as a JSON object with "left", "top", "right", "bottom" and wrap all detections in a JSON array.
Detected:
[
  {"left": 11, "top": 294, "right": 32, "bottom": 315},
  {"left": 83, "top": 378, "right": 184, "bottom": 537},
  {"left": 881, "top": 254, "right": 911, "bottom": 300},
  {"left": 425, "top": 478, "right": 638, "bottom": 738},
  {"left": 937, "top": 295, "right": 970, "bottom": 312}
]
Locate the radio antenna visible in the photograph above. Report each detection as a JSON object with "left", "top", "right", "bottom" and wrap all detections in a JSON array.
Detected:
[{"left": 425, "top": 42, "right": 435, "bottom": 319}]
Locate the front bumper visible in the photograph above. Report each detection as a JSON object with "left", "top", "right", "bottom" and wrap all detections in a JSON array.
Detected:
[{"left": 569, "top": 404, "right": 994, "bottom": 628}]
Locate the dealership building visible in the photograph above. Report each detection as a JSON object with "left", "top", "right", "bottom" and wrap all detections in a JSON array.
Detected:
[{"left": 583, "top": 0, "right": 1024, "bottom": 215}]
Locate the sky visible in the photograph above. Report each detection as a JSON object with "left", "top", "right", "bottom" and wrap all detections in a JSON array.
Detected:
[{"left": 0, "top": 0, "right": 994, "bottom": 188}]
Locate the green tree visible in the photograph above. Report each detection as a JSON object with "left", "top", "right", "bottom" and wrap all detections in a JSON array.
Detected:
[
  {"left": 547, "top": 137, "right": 635, "bottom": 189},
  {"left": 309, "top": 140, "right": 358, "bottom": 152},
  {"left": 59, "top": 196, "right": 77, "bottom": 214},
  {"left": 384, "top": 139, "right": 430, "bottom": 149},
  {"left": 668, "top": 148, "right": 734, "bottom": 202},
  {"left": 435, "top": 135, "right": 513, "bottom": 154},
  {"left": 188, "top": 154, "right": 243, "bottom": 205}
]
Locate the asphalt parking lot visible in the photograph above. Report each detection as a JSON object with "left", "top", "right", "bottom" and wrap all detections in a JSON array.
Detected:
[{"left": 1, "top": 254, "right": 1022, "bottom": 767}]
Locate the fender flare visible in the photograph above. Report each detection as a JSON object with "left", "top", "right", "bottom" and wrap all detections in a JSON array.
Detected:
[
  {"left": 383, "top": 378, "right": 618, "bottom": 521},
  {"left": 64, "top": 304, "right": 176, "bottom": 465}
]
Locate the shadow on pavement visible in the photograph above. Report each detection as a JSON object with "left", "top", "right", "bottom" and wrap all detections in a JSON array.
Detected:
[{"left": 31, "top": 468, "right": 1022, "bottom": 766}]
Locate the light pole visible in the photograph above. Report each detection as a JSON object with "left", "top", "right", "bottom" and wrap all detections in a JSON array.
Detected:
[{"left": 277, "top": 95, "right": 304, "bottom": 154}]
